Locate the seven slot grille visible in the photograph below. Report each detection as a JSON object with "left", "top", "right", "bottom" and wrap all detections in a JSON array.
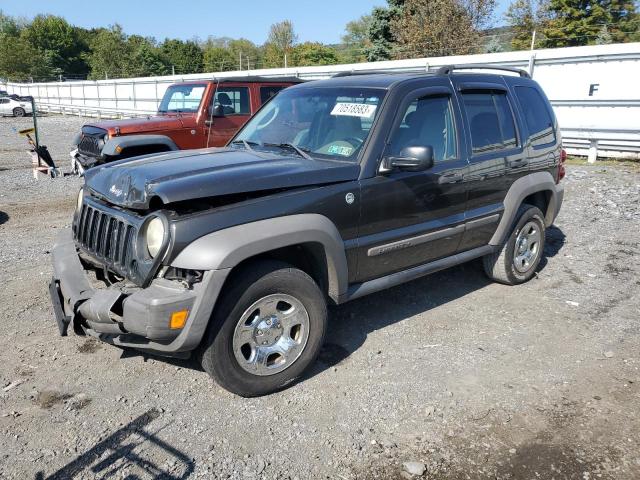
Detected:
[
  {"left": 74, "top": 202, "right": 137, "bottom": 277},
  {"left": 78, "top": 134, "right": 104, "bottom": 157}
]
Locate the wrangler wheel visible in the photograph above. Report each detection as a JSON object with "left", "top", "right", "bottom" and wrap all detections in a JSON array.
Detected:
[
  {"left": 13, "top": 107, "right": 26, "bottom": 117},
  {"left": 199, "top": 261, "right": 327, "bottom": 397}
]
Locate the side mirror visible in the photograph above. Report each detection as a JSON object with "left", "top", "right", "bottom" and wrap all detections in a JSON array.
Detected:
[
  {"left": 384, "top": 145, "right": 434, "bottom": 172},
  {"left": 212, "top": 104, "right": 225, "bottom": 118}
]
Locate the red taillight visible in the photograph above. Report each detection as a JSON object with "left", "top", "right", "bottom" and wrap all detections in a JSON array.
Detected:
[{"left": 557, "top": 148, "right": 567, "bottom": 183}]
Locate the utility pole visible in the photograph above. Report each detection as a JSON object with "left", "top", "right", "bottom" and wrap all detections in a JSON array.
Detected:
[
  {"left": 284, "top": 53, "right": 288, "bottom": 69},
  {"left": 171, "top": 65, "right": 175, "bottom": 76},
  {"left": 246, "top": 56, "right": 250, "bottom": 71},
  {"left": 530, "top": 29, "right": 537, "bottom": 50},
  {"left": 239, "top": 51, "right": 242, "bottom": 71}
]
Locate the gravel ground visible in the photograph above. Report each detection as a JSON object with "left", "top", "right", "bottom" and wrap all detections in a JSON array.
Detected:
[{"left": 1, "top": 115, "right": 639, "bottom": 479}]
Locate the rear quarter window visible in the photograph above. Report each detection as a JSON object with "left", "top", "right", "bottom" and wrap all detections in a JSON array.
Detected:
[{"left": 514, "top": 86, "right": 556, "bottom": 147}]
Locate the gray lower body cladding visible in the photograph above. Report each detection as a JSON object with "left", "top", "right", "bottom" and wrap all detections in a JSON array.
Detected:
[{"left": 49, "top": 230, "right": 229, "bottom": 356}]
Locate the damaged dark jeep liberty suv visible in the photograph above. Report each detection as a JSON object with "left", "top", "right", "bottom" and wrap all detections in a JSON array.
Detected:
[{"left": 50, "top": 65, "right": 565, "bottom": 396}]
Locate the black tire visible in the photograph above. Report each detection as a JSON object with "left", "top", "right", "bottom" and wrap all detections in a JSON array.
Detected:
[
  {"left": 13, "top": 107, "right": 26, "bottom": 117},
  {"left": 199, "top": 260, "right": 327, "bottom": 397},
  {"left": 483, "top": 204, "right": 546, "bottom": 285}
]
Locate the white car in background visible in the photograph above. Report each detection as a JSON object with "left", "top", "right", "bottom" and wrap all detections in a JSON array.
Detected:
[{"left": 0, "top": 96, "right": 32, "bottom": 117}]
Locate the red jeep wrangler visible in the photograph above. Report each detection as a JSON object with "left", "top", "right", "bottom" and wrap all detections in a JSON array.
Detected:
[{"left": 71, "top": 76, "right": 303, "bottom": 173}]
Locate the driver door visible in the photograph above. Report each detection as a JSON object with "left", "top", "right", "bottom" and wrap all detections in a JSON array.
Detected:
[
  {"left": 205, "top": 86, "right": 252, "bottom": 147},
  {"left": 355, "top": 87, "right": 470, "bottom": 283}
]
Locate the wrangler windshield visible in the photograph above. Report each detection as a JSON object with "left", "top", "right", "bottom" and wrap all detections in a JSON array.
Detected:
[
  {"left": 158, "top": 84, "right": 206, "bottom": 113},
  {"left": 234, "top": 87, "right": 385, "bottom": 162}
]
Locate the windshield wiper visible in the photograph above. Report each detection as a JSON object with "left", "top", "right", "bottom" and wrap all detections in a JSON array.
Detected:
[
  {"left": 264, "top": 143, "right": 313, "bottom": 160},
  {"left": 230, "top": 140, "right": 259, "bottom": 151}
]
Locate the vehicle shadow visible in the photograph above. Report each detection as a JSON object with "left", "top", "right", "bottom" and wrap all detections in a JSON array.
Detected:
[
  {"left": 0, "top": 210, "right": 8, "bottom": 226},
  {"left": 309, "top": 225, "right": 568, "bottom": 376},
  {"left": 34, "top": 409, "right": 194, "bottom": 480},
  {"left": 310, "top": 261, "right": 492, "bottom": 374},
  {"left": 538, "top": 225, "right": 566, "bottom": 270}
]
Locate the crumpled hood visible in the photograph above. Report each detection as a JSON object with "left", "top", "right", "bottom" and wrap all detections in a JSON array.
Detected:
[{"left": 84, "top": 148, "right": 360, "bottom": 209}]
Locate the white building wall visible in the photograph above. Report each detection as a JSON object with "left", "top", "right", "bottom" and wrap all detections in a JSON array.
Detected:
[{"left": 3, "top": 43, "right": 640, "bottom": 160}]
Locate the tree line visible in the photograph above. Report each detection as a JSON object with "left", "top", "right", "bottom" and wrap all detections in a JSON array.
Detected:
[
  {"left": 352, "top": 0, "right": 638, "bottom": 60},
  {"left": 1, "top": 0, "right": 638, "bottom": 82}
]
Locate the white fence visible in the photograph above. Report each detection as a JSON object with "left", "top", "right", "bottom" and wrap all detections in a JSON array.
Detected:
[{"left": 4, "top": 43, "right": 640, "bottom": 160}]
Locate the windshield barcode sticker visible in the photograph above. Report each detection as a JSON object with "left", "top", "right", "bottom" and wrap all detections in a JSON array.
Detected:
[{"left": 331, "top": 103, "right": 377, "bottom": 119}]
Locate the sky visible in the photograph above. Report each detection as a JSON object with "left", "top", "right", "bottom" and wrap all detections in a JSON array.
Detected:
[{"left": 0, "top": 0, "right": 510, "bottom": 45}]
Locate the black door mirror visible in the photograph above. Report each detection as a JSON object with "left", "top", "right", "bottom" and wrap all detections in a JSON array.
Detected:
[
  {"left": 385, "top": 145, "right": 434, "bottom": 172},
  {"left": 212, "top": 104, "right": 225, "bottom": 118}
]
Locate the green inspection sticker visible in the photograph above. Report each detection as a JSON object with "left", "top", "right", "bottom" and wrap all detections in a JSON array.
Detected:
[{"left": 327, "top": 145, "right": 354, "bottom": 156}]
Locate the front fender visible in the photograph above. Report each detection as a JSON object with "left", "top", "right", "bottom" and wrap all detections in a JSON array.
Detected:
[
  {"left": 102, "top": 135, "right": 179, "bottom": 156},
  {"left": 170, "top": 214, "right": 349, "bottom": 302}
]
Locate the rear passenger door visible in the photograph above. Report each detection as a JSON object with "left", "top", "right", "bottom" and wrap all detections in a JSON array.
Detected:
[{"left": 453, "top": 79, "right": 525, "bottom": 251}]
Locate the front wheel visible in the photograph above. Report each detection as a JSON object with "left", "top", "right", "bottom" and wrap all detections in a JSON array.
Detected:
[
  {"left": 199, "top": 261, "right": 327, "bottom": 397},
  {"left": 483, "top": 204, "right": 546, "bottom": 285},
  {"left": 13, "top": 107, "right": 26, "bottom": 117}
]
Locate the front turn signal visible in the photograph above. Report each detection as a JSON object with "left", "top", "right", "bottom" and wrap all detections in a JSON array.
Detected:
[{"left": 169, "top": 310, "right": 189, "bottom": 330}]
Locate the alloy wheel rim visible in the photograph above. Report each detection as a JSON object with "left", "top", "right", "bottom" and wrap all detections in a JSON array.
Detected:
[
  {"left": 232, "top": 294, "right": 310, "bottom": 376},
  {"left": 513, "top": 221, "right": 541, "bottom": 273}
]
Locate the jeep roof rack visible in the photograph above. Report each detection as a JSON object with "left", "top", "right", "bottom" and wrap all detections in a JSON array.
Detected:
[
  {"left": 332, "top": 68, "right": 433, "bottom": 78},
  {"left": 435, "top": 64, "right": 530, "bottom": 78}
]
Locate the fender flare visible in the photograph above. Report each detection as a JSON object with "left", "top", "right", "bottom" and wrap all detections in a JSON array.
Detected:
[
  {"left": 170, "top": 214, "right": 349, "bottom": 302},
  {"left": 490, "top": 171, "right": 563, "bottom": 246},
  {"left": 102, "top": 135, "right": 179, "bottom": 156}
]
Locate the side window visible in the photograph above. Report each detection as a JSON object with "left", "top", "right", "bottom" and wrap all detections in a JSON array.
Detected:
[
  {"left": 462, "top": 91, "right": 519, "bottom": 155},
  {"left": 0, "top": 99, "right": 9, "bottom": 104},
  {"left": 514, "top": 86, "right": 556, "bottom": 147},
  {"left": 213, "top": 87, "right": 250, "bottom": 115},
  {"left": 388, "top": 95, "right": 457, "bottom": 162},
  {"left": 260, "top": 86, "right": 284, "bottom": 104}
]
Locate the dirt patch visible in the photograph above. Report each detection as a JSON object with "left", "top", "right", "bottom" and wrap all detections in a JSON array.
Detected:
[
  {"left": 77, "top": 338, "right": 102, "bottom": 354},
  {"left": 34, "top": 390, "right": 73, "bottom": 409}
]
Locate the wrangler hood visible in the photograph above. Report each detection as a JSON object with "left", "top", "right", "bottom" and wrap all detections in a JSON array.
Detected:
[
  {"left": 84, "top": 148, "right": 360, "bottom": 209},
  {"left": 85, "top": 113, "right": 195, "bottom": 135}
]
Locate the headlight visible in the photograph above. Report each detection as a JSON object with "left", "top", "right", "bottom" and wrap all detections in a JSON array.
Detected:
[
  {"left": 144, "top": 217, "right": 165, "bottom": 258},
  {"left": 76, "top": 188, "right": 84, "bottom": 213}
]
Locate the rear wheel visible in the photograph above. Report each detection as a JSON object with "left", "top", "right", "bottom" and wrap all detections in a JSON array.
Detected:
[
  {"left": 199, "top": 260, "right": 327, "bottom": 397},
  {"left": 483, "top": 204, "right": 546, "bottom": 285},
  {"left": 13, "top": 107, "right": 26, "bottom": 117}
]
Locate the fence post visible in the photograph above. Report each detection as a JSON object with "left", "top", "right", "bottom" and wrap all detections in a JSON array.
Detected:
[
  {"left": 528, "top": 53, "right": 537, "bottom": 77},
  {"left": 82, "top": 82, "right": 86, "bottom": 114},
  {"left": 588, "top": 140, "right": 598, "bottom": 163},
  {"left": 96, "top": 81, "right": 101, "bottom": 119}
]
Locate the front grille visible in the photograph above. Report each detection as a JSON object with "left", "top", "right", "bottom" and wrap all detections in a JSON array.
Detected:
[
  {"left": 74, "top": 201, "right": 138, "bottom": 280},
  {"left": 78, "top": 134, "right": 104, "bottom": 157}
]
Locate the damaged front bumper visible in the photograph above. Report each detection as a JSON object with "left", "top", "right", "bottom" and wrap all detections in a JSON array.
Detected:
[{"left": 49, "top": 230, "right": 229, "bottom": 357}]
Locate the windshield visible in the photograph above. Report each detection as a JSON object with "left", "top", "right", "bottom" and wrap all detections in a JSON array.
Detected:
[
  {"left": 234, "top": 87, "right": 386, "bottom": 162},
  {"left": 158, "top": 84, "right": 206, "bottom": 113}
]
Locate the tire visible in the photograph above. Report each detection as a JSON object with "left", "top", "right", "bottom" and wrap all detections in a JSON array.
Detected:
[
  {"left": 13, "top": 107, "right": 26, "bottom": 117},
  {"left": 199, "top": 260, "right": 327, "bottom": 397},
  {"left": 483, "top": 204, "right": 546, "bottom": 285}
]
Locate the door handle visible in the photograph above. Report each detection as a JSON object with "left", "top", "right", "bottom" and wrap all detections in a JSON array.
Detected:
[
  {"left": 508, "top": 158, "right": 529, "bottom": 168},
  {"left": 438, "top": 172, "right": 464, "bottom": 184}
]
